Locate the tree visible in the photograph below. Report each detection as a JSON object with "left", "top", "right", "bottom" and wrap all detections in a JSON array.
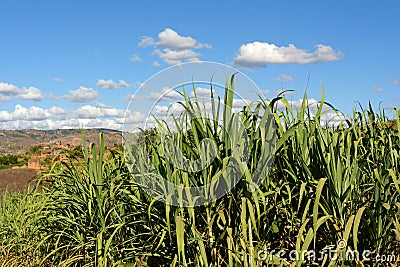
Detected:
[{"left": 29, "top": 145, "right": 42, "bottom": 156}]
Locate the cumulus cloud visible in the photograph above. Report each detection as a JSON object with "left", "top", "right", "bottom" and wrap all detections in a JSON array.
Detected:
[
  {"left": 273, "top": 74, "right": 294, "bottom": 82},
  {"left": 68, "top": 86, "right": 98, "bottom": 102},
  {"left": 0, "top": 95, "right": 11, "bottom": 102},
  {"left": 152, "top": 49, "right": 200, "bottom": 65},
  {"left": 320, "top": 112, "right": 348, "bottom": 127},
  {"left": 74, "top": 105, "right": 125, "bottom": 119},
  {"left": 0, "top": 110, "right": 12, "bottom": 121},
  {"left": 148, "top": 86, "right": 183, "bottom": 102},
  {"left": 373, "top": 85, "right": 383, "bottom": 92},
  {"left": 190, "top": 87, "right": 218, "bottom": 98},
  {"left": 152, "top": 61, "right": 161, "bottom": 67},
  {"left": 138, "top": 36, "right": 156, "bottom": 47},
  {"left": 117, "top": 111, "right": 146, "bottom": 124},
  {"left": 158, "top": 28, "right": 198, "bottom": 49},
  {"left": 123, "top": 94, "right": 134, "bottom": 104},
  {"left": 0, "top": 82, "right": 44, "bottom": 102},
  {"left": 48, "top": 87, "right": 98, "bottom": 103},
  {"left": 153, "top": 103, "right": 186, "bottom": 117},
  {"left": 118, "top": 80, "right": 132, "bottom": 88},
  {"left": 73, "top": 105, "right": 146, "bottom": 130},
  {"left": 74, "top": 103, "right": 146, "bottom": 124},
  {"left": 129, "top": 54, "right": 143, "bottom": 62},
  {"left": 0, "top": 105, "right": 67, "bottom": 122},
  {"left": 392, "top": 80, "right": 400, "bottom": 85},
  {"left": 0, "top": 103, "right": 146, "bottom": 130},
  {"left": 233, "top": 42, "right": 343, "bottom": 68},
  {"left": 0, "top": 117, "right": 128, "bottom": 131},
  {"left": 138, "top": 28, "right": 211, "bottom": 65},
  {"left": 95, "top": 79, "right": 134, "bottom": 89},
  {"left": 97, "top": 79, "right": 119, "bottom": 89},
  {"left": 19, "top": 87, "right": 44, "bottom": 101}
]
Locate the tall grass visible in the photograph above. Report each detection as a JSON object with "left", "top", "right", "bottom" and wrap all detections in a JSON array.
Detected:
[
  {"left": 0, "top": 76, "right": 399, "bottom": 266},
  {"left": 0, "top": 186, "right": 49, "bottom": 266}
]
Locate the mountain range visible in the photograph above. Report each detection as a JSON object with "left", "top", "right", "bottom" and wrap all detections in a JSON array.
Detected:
[{"left": 0, "top": 129, "right": 123, "bottom": 154}]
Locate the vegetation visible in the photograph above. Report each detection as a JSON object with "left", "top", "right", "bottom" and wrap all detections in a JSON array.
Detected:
[
  {"left": 29, "top": 145, "right": 43, "bottom": 156},
  {"left": 0, "top": 155, "right": 19, "bottom": 166},
  {"left": 0, "top": 77, "right": 399, "bottom": 266},
  {"left": 0, "top": 154, "right": 26, "bottom": 169}
]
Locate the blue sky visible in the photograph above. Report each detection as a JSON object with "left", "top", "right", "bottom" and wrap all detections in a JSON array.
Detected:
[{"left": 0, "top": 0, "right": 399, "bottom": 130}]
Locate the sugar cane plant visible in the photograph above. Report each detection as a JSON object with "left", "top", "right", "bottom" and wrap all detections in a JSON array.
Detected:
[{"left": 0, "top": 74, "right": 399, "bottom": 266}]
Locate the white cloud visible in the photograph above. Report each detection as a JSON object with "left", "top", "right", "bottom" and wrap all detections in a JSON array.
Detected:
[
  {"left": 74, "top": 103, "right": 146, "bottom": 126},
  {"left": 19, "top": 87, "right": 44, "bottom": 101},
  {"left": 392, "top": 80, "right": 400, "bottom": 85},
  {"left": 129, "top": 54, "right": 143, "bottom": 62},
  {"left": 12, "top": 105, "right": 58, "bottom": 121},
  {"left": 152, "top": 61, "right": 161, "bottom": 67},
  {"left": 191, "top": 87, "right": 218, "bottom": 98},
  {"left": 273, "top": 74, "right": 294, "bottom": 82},
  {"left": 233, "top": 42, "right": 343, "bottom": 68},
  {"left": 0, "top": 117, "right": 129, "bottom": 131},
  {"left": 320, "top": 113, "right": 348, "bottom": 127},
  {"left": 123, "top": 94, "right": 134, "bottom": 104},
  {"left": 68, "top": 86, "right": 98, "bottom": 102},
  {"left": 0, "top": 95, "right": 11, "bottom": 102},
  {"left": 153, "top": 103, "right": 186, "bottom": 117},
  {"left": 94, "top": 102, "right": 113, "bottom": 109},
  {"left": 138, "top": 28, "right": 211, "bottom": 65},
  {"left": 97, "top": 79, "right": 119, "bottom": 89},
  {"left": 373, "top": 85, "right": 383, "bottom": 92},
  {"left": 148, "top": 86, "right": 183, "bottom": 101},
  {"left": 195, "top": 43, "right": 212, "bottom": 49},
  {"left": 0, "top": 82, "right": 44, "bottom": 102},
  {"left": 133, "top": 81, "right": 145, "bottom": 88},
  {"left": 0, "top": 104, "right": 67, "bottom": 122},
  {"left": 46, "top": 106, "right": 67, "bottom": 116},
  {"left": 0, "top": 110, "right": 12, "bottom": 121},
  {"left": 0, "top": 103, "right": 146, "bottom": 130},
  {"left": 0, "top": 82, "right": 18, "bottom": 94},
  {"left": 138, "top": 36, "right": 156, "bottom": 47},
  {"left": 53, "top": 77, "right": 65, "bottom": 82},
  {"left": 74, "top": 105, "right": 146, "bottom": 130},
  {"left": 118, "top": 80, "right": 132, "bottom": 88},
  {"left": 158, "top": 28, "right": 197, "bottom": 49},
  {"left": 74, "top": 105, "right": 125, "bottom": 119},
  {"left": 116, "top": 111, "right": 145, "bottom": 124},
  {"left": 152, "top": 49, "right": 200, "bottom": 65}
]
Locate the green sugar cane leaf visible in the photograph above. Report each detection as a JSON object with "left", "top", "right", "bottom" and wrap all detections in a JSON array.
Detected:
[
  {"left": 296, "top": 218, "right": 310, "bottom": 252},
  {"left": 313, "top": 178, "right": 327, "bottom": 247},
  {"left": 389, "top": 169, "right": 400, "bottom": 194},
  {"left": 276, "top": 123, "right": 299, "bottom": 151},
  {"left": 176, "top": 213, "right": 185, "bottom": 263},
  {"left": 353, "top": 207, "right": 366, "bottom": 251},
  {"left": 104, "top": 223, "right": 124, "bottom": 258},
  {"left": 246, "top": 198, "right": 259, "bottom": 238},
  {"left": 343, "top": 215, "right": 355, "bottom": 247}
]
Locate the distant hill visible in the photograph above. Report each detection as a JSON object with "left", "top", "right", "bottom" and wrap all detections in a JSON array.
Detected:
[{"left": 0, "top": 129, "right": 123, "bottom": 154}]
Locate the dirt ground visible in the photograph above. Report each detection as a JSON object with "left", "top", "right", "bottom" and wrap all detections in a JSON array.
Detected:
[{"left": 0, "top": 168, "right": 38, "bottom": 193}]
